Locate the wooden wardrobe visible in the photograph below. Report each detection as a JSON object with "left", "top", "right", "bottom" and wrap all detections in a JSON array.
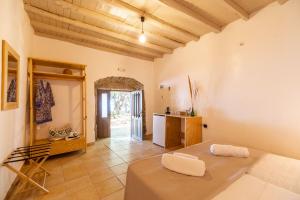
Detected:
[{"left": 28, "top": 58, "right": 87, "bottom": 155}]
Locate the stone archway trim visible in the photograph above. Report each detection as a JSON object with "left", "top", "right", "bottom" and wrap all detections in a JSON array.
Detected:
[{"left": 94, "top": 76, "right": 144, "bottom": 91}]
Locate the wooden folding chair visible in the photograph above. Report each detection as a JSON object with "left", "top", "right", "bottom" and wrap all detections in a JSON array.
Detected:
[{"left": 2, "top": 143, "right": 52, "bottom": 195}]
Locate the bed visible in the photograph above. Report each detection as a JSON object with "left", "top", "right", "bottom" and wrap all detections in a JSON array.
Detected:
[{"left": 125, "top": 141, "right": 300, "bottom": 200}]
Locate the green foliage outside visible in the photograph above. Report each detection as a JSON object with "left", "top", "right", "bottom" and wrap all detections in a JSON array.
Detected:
[{"left": 110, "top": 91, "right": 131, "bottom": 119}]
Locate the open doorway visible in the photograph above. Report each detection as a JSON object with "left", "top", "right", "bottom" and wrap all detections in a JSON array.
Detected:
[
  {"left": 96, "top": 89, "right": 143, "bottom": 140},
  {"left": 95, "top": 76, "right": 146, "bottom": 141},
  {"left": 110, "top": 91, "right": 131, "bottom": 138}
]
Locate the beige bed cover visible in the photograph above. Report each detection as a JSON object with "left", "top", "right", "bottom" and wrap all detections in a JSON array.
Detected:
[{"left": 125, "top": 141, "right": 263, "bottom": 200}]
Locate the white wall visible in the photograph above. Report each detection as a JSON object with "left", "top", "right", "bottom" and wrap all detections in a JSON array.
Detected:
[
  {"left": 31, "top": 35, "right": 155, "bottom": 143},
  {"left": 34, "top": 79, "right": 83, "bottom": 140},
  {"left": 0, "top": 0, "right": 33, "bottom": 198},
  {"left": 154, "top": 0, "right": 300, "bottom": 159}
]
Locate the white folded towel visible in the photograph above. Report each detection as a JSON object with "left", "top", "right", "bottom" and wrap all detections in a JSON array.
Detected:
[
  {"left": 210, "top": 144, "right": 249, "bottom": 158},
  {"left": 161, "top": 153, "right": 206, "bottom": 176},
  {"left": 173, "top": 152, "right": 199, "bottom": 160}
]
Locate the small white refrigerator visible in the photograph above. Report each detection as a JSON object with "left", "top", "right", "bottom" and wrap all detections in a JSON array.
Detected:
[{"left": 153, "top": 114, "right": 166, "bottom": 147}]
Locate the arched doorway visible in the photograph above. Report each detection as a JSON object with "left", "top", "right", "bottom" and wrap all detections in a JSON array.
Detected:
[{"left": 94, "top": 76, "right": 146, "bottom": 141}]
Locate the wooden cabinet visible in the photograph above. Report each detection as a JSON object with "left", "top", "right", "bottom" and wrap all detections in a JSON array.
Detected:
[
  {"left": 184, "top": 117, "right": 202, "bottom": 147},
  {"left": 153, "top": 114, "right": 202, "bottom": 148}
]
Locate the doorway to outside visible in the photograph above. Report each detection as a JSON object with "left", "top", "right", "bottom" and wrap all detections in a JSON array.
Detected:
[
  {"left": 95, "top": 77, "right": 145, "bottom": 141},
  {"left": 110, "top": 91, "right": 131, "bottom": 138},
  {"left": 96, "top": 89, "right": 143, "bottom": 141}
]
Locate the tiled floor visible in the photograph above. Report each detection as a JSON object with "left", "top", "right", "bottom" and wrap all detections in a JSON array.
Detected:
[{"left": 10, "top": 137, "right": 171, "bottom": 200}]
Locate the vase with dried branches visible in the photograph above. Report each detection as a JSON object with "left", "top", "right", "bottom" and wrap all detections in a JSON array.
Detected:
[{"left": 188, "top": 75, "right": 198, "bottom": 116}]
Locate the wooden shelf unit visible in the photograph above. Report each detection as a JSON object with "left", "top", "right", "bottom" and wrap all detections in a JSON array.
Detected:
[
  {"left": 8, "top": 68, "right": 17, "bottom": 74},
  {"left": 28, "top": 57, "right": 87, "bottom": 156},
  {"left": 33, "top": 71, "right": 85, "bottom": 80}
]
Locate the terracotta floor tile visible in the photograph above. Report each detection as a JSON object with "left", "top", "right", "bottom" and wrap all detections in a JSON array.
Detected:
[
  {"left": 79, "top": 151, "right": 101, "bottom": 161},
  {"left": 46, "top": 175, "right": 64, "bottom": 188},
  {"left": 95, "top": 177, "right": 124, "bottom": 198},
  {"left": 60, "top": 158, "right": 83, "bottom": 169},
  {"left": 117, "top": 174, "right": 127, "bottom": 186},
  {"left": 7, "top": 138, "right": 165, "bottom": 200},
  {"left": 119, "top": 154, "right": 141, "bottom": 163},
  {"left": 57, "top": 153, "right": 83, "bottom": 166},
  {"left": 114, "top": 149, "right": 135, "bottom": 156},
  {"left": 67, "top": 186, "right": 100, "bottom": 200},
  {"left": 35, "top": 193, "right": 71, "bottom": 200},
  {"left": 104, "top": 158, "right": 125, "bottom": 167},
  {"left": 62, "top": 164, "right": 87, "bottom": 182},
  {"left": 11, "top": 190, "right": 35, "bottom": 200},
  {"left": 97, "top": 152, "right": 120, "bottom": 161},
  {"left": 101, "top": 189, "right": 124, "bottom": 200},
  {"left": 89, "top": 168, "right": 115, "bottom": 185},
  {"left": 63, "top": 176, "right": 93, "bottom": 193},
  {"left": 108, "top": 146, "right": 128, "bottom": 152},
  {"left": 80, "top": 158, "right": 109, "bottom": 173},
  {"left": 34, "top": 183, "right": 67, "bottom": 200},
  {"left": 43, "top": 159, "right": 61, "bottom": 171},
  {"left": 98, "top": 148, "right": 112, "bottom": 154},
  {"left": 46, "top": 167, "right": 64, "bottom": 187},
  {"left": 110, "top": 163, "right": 128, "bottom": 176}
]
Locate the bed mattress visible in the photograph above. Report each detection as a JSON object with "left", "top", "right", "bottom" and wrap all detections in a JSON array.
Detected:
[
  {"left": 125, "top": 141, "right": 263, "bottom": 200},
  {"left": 212, "top": 174, "right": 300, "bottom": 200}
]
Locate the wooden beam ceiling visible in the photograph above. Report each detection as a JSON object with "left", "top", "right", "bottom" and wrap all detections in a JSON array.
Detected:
[
  {"left": 31, "top": 21, "right": 162, "bottom": 58},
  {"left": 56, "top": 0, "right": 184, "bottom": 48},
  {"left": 23, "top": 0, "right": 283, "bottom": 61},
  {"left": 25, "top": 5, "right": 172, "bottom": 54},
  {"left": 223, "top": 0, "right": 249, "bottom": 20},
  {"left": 158, "top": 0, "right": 222, "bottom": 32},
  {"left": 35, "top": 31, "right": 154, "bottom": 61},
  {"left": 107, "top": 0, "right": 199, "bottom": 41}
]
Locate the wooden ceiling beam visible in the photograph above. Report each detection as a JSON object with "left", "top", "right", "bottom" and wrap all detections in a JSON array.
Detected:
[
  {"left": 54, "top": 0, "right": 184, "bottom": 48},
  {"left": 223, "top": 0, "right": 249, "bottom": 20},
  {"left": 35, "top": 31, "right": 154, "bottom": 61},
  {"left": 31, "top": 21, "right": 160, "bottom": 59},
  {"left": 278, "top": 0, "right": 289, "bottom": 5},
  {"left": 107, "top": 0, "right": 199, "bottom": 41},
  {"left": 158, "top": 0, "right": 221, "bottom": 32},
  {"left": 24, "top": 5, "right": 172, "bottom": 54}
]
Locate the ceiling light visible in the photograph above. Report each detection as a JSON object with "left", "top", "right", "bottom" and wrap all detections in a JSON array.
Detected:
[
  {"left": 139, "top": 32, "right": 146, "bottom": 43},
  {"left": 139, "top": 16, "right": 147, "bottom": 43}
]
